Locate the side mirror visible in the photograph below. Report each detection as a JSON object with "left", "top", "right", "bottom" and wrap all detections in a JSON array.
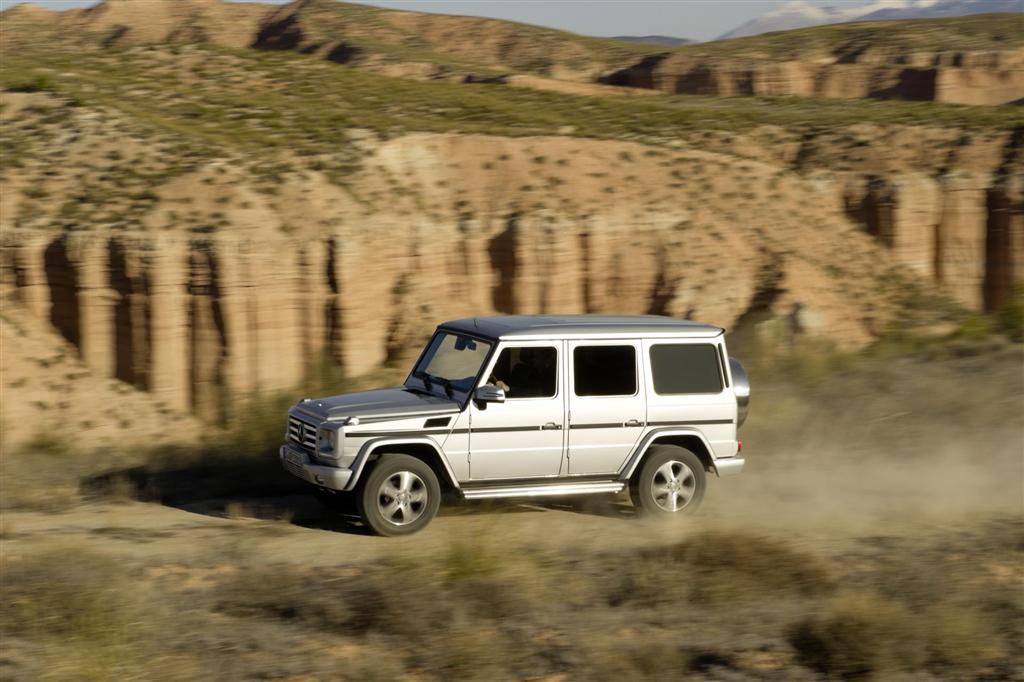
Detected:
[{"left": 474, "top": 384, "right": 506, "bottom": 404}]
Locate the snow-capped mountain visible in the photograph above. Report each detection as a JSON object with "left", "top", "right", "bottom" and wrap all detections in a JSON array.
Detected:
[
  {"left": 717, "top": 0, "right": 1020, "bottom": 40},
  {"left": 857, "top": 0, "right": 1022, "bottom": 20}
]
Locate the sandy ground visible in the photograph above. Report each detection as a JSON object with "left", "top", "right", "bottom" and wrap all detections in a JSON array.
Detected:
[{"left": 4, "top": 437, "right": 1019, "bottom": 566}]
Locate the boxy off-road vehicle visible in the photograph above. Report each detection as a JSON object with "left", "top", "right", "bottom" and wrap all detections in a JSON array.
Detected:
[{"left": 281, "top": 315, "right": 750, "bottom": 535}]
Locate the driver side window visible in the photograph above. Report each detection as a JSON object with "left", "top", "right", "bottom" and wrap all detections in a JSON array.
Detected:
[{"left": 489, "top": 346, "right": 557, "bottom": 399}]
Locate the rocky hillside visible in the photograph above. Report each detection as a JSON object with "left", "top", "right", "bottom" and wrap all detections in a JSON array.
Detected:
[
  {"left": 603, "top": 14, "right": 1024, "bottom": 105},
  {"left": 0, "top": 0, "right": 654, "bottom": 82},
  {"left": 3, "top": 1, "right": 1021, "bottom": 105},
  {"left": 0, "top": 6, "right": 1022, "bottom": 434},
  {"left": 0, "top": 305, "right": 203, "bottom": 451},
  {"left": 0, "top": 0, "right": 269, "bottom": 50}
]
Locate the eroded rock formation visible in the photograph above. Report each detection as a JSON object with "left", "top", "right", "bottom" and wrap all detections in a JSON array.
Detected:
[
  {"left": 601, "top": 48, "right": 1024, "bottom": 105},
  {"left": 3, "top": 129, "right": 1022, "bottom": 417}
]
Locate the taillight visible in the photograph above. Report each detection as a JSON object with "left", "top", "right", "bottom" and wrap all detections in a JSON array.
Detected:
[{"left": 737, "top": 439, "right": 743, "bottom": 453}]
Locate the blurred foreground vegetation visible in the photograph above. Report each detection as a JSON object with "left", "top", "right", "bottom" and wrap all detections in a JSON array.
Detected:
[{"left": 3, "top": 516, "right": 1020, "bottom": 680}]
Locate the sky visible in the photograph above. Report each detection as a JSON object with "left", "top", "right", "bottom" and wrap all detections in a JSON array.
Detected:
[{"left": 0, "top": 0, "right": 877, "bottom": 41}]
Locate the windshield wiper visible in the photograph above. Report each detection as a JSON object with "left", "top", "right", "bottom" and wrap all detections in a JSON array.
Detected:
[
  {"left": 412, "top": 370, "right": 453, "bottom": 398},
  {"left": 436, "top": 376, "right": 454, "bottom": 399},
  {"left": 412, "top": 370, "right": 433, "bottom": 391}
]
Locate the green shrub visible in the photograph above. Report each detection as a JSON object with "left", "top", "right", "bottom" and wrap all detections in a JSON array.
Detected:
[
  {"left": 20, "top": 432, "right": 70, "bottom": 457},
  {"left": 995, "top": 287, "right": 1024, "bottom": 341},
  {"left": 581, "top": 634, "right": 688, "bottom": 682},
  {"left": 671, "top": 531, "right": 832, "bottom": 602},
  {"left": 412, "top": 623, "right": 512, "bottom": 681},
  {"left": 2, "top": 548, "right": 136, "bottom": 641},
  {"left": 440, "top": 537, "right": 503, "bottom": 583},
  {"left": 7, "top": 73, "right": 57, "bottom": 93},
  {"left": 789, "top": 592, "right": 1010, "bottom": 677},
  {"left": 215, "top": 565, "right": 353, "bottom": 632},
  {"left": 614, "top": 532, "right": 832, "bottom": 606},
  {"left": 788, "top": 593, "right": 925, "bottom": 677},
  {"left": 953, "top": 312, "right": 997, "bottom": 341},
  {"left": 217, "top": 563, "right": 455, "bottom": 638},
  {"left": 923, "top": 603, "right": 1006, "bottom": 668}
]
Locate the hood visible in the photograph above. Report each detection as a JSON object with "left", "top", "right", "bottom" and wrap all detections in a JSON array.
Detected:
[{"left": 292, "top": 387, "right": 459, "bottom": 423}]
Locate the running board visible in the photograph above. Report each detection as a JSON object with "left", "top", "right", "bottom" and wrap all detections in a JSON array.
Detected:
[{"left": 461, "top": 481, "right": 624, "bottom": 500}]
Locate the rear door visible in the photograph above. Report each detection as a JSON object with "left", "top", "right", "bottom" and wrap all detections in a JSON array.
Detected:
[
  {"left": 567, "top": 340, "right": 646, "bottom": 475},
  {"left": 642, "top": 338, "right": 738, "bottom": 458}
]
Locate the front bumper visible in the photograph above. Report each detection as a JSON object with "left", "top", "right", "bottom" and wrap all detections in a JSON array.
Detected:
[{"left": 279, "top": 444, "right": 353, "bottom": 490}]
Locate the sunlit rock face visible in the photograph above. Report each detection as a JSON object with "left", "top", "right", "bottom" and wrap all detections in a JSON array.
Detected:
[{"left": 2, "top": 120, "right": 1021, "bottom": 414}]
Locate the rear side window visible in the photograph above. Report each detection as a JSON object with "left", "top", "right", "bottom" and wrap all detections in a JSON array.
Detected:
[
  {"left": 650, "top": 344, "right": 723, "bottom": 394},
  {"left": 574, "top": 346, "right": 637, "bottom": 396}
]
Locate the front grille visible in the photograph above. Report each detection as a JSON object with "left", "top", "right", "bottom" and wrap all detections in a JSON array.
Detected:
[{"left": 287, "top": 416, "right": 318, "bottom": 452}]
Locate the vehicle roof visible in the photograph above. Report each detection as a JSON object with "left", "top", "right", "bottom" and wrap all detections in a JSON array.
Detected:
[{"left": 439, "top": 315, "right": 723, "bottom": 340}]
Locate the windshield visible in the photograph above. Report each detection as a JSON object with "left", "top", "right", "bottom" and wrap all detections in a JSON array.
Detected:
[{"left": 407, "top": 332, "right": 492, "bottom": 397}]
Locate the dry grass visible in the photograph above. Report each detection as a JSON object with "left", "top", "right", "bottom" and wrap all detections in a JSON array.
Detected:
[
  {"left": 789, "top": 593, "right": 928, "bottom": 677},
  {"left": 789, "top": 591, "right": 1009, "bottom": 678},
  {"left": 605, "top": 531, "right": 833, "bottom": 610},
  {"left": 3, "top": 518, "right": 1019, "bottom": 681},
  {"left": 1, "top": 547, "right": 150, "bottom": 680}
]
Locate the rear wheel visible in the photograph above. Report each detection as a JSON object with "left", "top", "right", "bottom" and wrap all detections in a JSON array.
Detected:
[
  {"left": 631, "top": 445, "right": 706, "bottom": 517},
  {"left": 356, "top": 454, "right": 441, "bottom": 536}
]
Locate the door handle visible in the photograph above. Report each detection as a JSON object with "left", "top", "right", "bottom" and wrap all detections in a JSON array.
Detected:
[
  {"left": 541, "top": 422, "right": 563, "bottom": 430},
  {"left": 624, "top": 419, "right": 644, "bottom": 427}
]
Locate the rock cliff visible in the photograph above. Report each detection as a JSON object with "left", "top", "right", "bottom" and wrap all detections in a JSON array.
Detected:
[
  {"left": 602, "top": 48, "right": 1024, "bottom": 105},
  {"left": 601, "top": 14, "right": 1024, "bottom": 105},
  {"left": 2, "top": 102, "right": 1021, "bottom": 421}
]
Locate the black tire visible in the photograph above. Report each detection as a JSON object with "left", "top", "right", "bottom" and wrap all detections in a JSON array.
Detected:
[
  {"left": 356, "top": 454, "right": 441, "bottom": 536},
  {"left": 631, "top": 445, "right": 706, "bottom": 517},
  {"left": 313, "top": 488, "right": 356, "bottom": 514}
]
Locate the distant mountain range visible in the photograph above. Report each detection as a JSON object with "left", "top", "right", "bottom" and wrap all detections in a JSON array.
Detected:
[
  {"left": 611, "top": 35, "right": 694, "bottom": 47},
  {"left": 718, "top": 0, "right": 1022, "bottom": 39}
]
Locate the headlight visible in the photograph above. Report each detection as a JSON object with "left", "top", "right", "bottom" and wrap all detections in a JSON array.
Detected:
[{"left": 317, "top": 427, "right": 337, "bottom": 454}]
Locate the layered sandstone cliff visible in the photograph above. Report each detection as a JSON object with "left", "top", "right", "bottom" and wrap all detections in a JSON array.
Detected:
[
  {"left": 601, "top": 13, "right": 1024, "bottom": 105},
  {"left": 601, "top": 47, "right": 1024, "bottom": 105},
  {"left": 3, "top": 114, "right": 1022, "bottom": 423}
]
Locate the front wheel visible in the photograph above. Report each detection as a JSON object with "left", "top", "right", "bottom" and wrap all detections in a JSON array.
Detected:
[
  {"left": 631, "top": 445, "right": 706, "bottom": 516},
  {"left": 356, "top": 454, "right": 441, "bottom": 536}
]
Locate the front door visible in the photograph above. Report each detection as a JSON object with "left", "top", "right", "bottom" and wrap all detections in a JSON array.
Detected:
[
  {"left": 567, "top": 340, "right": 646, "bottom": 474},
  {"left": 468, "top": 341, "right": 565, "bottom": 480}
]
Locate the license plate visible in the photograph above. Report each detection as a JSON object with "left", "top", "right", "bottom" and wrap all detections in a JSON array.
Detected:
[{"left": 284, "top": 449, "right": 306, "bottom": 467}]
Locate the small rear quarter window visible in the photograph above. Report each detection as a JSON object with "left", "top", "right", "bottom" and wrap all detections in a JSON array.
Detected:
[{"left": 650, "top": 344, "right": 723, "bottom": 395}]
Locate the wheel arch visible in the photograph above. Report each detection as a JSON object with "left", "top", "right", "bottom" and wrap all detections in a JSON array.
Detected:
[
  {"left": 620, "top": 429, "right": 718, "bottom": 482},
  {"left": 344, "top": 437, "right": 459, "bottom": 492}
]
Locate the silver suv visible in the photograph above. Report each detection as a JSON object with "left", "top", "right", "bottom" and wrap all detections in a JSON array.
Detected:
[{"left": 280, "top": 315, "right": 749, "bottom": 535}]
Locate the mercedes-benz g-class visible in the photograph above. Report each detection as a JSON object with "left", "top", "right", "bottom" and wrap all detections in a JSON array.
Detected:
[{"left": 281, "top": 315, "right": 750, "bottom": 535}]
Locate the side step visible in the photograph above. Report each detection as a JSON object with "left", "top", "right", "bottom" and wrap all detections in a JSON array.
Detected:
[{"left": 461, "top": 480, "right": 624, "bottom": 500}]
